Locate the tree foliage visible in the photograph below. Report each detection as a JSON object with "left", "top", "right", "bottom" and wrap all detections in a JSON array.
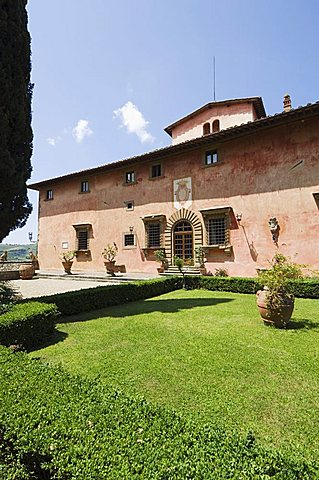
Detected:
[{"left": 0, "top": 0, "right": 33, "bottom": 242}]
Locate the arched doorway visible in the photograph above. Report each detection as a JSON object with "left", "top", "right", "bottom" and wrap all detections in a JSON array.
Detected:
[{"left": 173, "top": 220, "right": 193, "bottom": 262}]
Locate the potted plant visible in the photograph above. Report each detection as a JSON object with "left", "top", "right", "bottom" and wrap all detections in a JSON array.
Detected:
[
  {"left": 102, "top": 243, "right": 118, "bottom": 276},
  {"left": 60, "top": 250, "right": 77, "bottom": 274},
  {"left": 256, "top": 253, "right": 303, "bottom": 328},
  {"left": 154, "top": 249, "right": 168, "bottom": 274},
  {"left": 195, "top": 246, "right": 207, "bottom": 275}
]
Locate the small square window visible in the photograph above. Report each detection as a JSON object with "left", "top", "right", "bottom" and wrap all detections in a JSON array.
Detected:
[
  {"left": 46, "top": 189, "right": 53, "bottom": 200},
  {"left": 124, "top": 200, "right": 134, "bottom": 211},
  {"left": 151, "top": 164, "right": 162, "bottom": 178},
  {"left": 81, "top": 181, "right": 90, "bottom": 193},
  {"left": 205, "top": 150, "right": 219, "bottom": 165},
  {"left": 125, "top": 171, "right": 136, "bottom": 184},
  {"left": 124, "top": 233, "right": 135, "bottom": 247}
]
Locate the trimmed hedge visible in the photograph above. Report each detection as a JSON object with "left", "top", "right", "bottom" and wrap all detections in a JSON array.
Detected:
[
  {"left": 0, "top": 347, "right": 317, "bottom": 479},
  {"left": 0, "top": 302, "right": 59, "bottom": 349},
  {"left": 30, "top": 277, "right": 182, "bottom": 316},
  {"left": 186, "top": 275, "right": 261, "bottom": 294},
  {"left": 185, "top": 275, "right": 319, "bottom": 298}
]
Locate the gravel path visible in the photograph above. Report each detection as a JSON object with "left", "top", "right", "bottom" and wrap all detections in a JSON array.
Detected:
[{"left": 10, "top": 277, "right": 117, "bottom": 299}]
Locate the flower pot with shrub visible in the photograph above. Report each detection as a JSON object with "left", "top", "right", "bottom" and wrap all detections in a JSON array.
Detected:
[
  {"left": 60, "top": 251, "right": 77, "bottom": 274},
  {"left": 102, "top": 243, "right": 118, "bottom": 276},
  {"left": 256, "top": 253, "right": 303, "bottom": 328},
  {"left": 154, "top": 249, "right": 168, "bottom": 273}
]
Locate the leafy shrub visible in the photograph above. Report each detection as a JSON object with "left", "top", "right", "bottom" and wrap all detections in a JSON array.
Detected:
[
  {"left": 0, "top": 347, "right": 316, "bottom": 479},
  {"left": 0, "top": 302, "right": 59, "bottom": 349},
  {"left": 214, "top": 267, "right": 229, "bottom": 277},
  {"left": 0, "top": 282, "right": 20, "bottom": 313},
  {"left": 29, "top": 277, "right": 182, "bottom": 316}
]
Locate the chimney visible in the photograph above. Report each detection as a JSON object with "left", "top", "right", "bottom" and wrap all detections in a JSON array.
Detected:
[{"left": 283, "top": 93, "right": 292, "bottom": 112}]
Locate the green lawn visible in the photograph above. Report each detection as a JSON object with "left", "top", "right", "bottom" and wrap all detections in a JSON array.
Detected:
[{"left": 31, "top": 289, "right": 319, "bottom": 460}]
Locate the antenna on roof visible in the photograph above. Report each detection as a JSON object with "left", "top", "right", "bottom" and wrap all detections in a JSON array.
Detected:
[{"left": 213, "top": 56, "right": 216, "bottom": 102}]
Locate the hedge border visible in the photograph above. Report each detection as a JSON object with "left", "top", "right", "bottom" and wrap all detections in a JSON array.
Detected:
[
  {"left": 27, "top": 277, "right": 182, "bottom": 316},
  {"left": 185, "top": 275, "right": 319, "bottom": 299},
  {"left": 0, "top": 346, "right": 317, "bottom": 480},
  {"left": 0, "top": 302, "right": 59, "bottom": 349}
]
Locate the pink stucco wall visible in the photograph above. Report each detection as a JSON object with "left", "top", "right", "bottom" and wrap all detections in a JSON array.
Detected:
[
  {"left": 35, "top": 116, "right": 319, "bottom": 277},
  {"left": 171, "top": 101, "right": 256, "bottom": 144}
]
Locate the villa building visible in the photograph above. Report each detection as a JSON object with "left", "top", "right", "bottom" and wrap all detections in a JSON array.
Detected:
[{"left": 29, "top": 95, "right": 319, "bottom": 276}]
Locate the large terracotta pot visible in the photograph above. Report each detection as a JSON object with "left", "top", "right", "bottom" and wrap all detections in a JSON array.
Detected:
[
  {"left": 19, "top": 263, "right": 35, "bottom": 280},
  {"left": 62, "top": 261, "right": 73, "bottom": 274},
  {"left": 256, "top": 289, "right": 294, "bottom": 328},
  {"left": 104, "top": 261, "right": 116, "bottom": 276}
]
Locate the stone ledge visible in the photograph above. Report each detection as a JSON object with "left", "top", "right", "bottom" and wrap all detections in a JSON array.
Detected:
[{"left": 0, "top": 261, "right": 33, "bottom": 281}]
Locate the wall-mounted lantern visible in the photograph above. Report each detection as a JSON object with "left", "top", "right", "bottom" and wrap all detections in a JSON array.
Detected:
[
  {"left": 268, "top": 217, "right": 280, "bottom": 244},
  {"left": 236, "top": 213, "right": 242, "bottom": 223},
  {"left": 129, "top": 226, "right": 134, "bottom": 233}
]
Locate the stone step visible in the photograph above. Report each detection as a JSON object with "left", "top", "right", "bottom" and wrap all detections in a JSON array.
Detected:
[
  {"left": 160, "top": 266, "right": 202, "bottom": 276},
  {"left": 36, "top": 272, "right": 131, "bottom": 283}
]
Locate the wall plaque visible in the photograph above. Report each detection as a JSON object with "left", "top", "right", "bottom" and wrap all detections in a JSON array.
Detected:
[{"left": 173, "top": 177, "right": 192, "bottom": 210}]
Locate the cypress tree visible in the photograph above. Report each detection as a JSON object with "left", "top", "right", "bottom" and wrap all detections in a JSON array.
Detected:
[{"left": 0, "top": 0, "right": 33, "bottom": 242}]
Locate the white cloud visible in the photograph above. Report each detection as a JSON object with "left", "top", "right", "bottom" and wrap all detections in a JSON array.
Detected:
[
  {"left": 47, "top": 136, "right": 61, "bottom": 147},
  {"left": 113, "top": 101, "right": 154, "bottom": 143},
  {"left": 72, "top": 119, "right": 93, "bottom": 143},
  {"left": 47, "top": 137, "right": 56, "bottom": 146}
]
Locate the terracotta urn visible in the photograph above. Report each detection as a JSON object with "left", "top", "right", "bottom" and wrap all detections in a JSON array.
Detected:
[
  {"left": 256, "top": 289, "right": 294, "bottom": 328},
  {"left": 104, "top": 261, "right": 116, "bottom": 276},
  {"left": 62, "top": 261, "right": 73, "bottom": 274},
  {"left": 19, "top": 263, "right": 35, "bottom": 280}
]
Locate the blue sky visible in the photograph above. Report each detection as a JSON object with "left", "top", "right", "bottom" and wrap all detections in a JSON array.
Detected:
[{"left": 5, "top": 0, "right": 319, "bottom": 243}]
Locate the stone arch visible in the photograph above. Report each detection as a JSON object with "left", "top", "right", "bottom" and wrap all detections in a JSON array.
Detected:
[{"left": 164, "top": 208, "right": 203, "bottom": 264}]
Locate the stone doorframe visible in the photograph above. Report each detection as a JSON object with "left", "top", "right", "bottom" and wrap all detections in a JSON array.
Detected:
[{"left": 164, "top": 208, "right": 203, "bottom": 265}]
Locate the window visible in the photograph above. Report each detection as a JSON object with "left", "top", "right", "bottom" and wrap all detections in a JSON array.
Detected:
[
  {"left": 142, "top": 214, "right": 165, "bottom": 252},
  {"left": 73, "top": 223, "right": 91, "bottom": 251},
  {"left": 207, "top": 217, "right": 226, "bottom": 245},
  {"left": 124, "top": 233, "right": 135, "bottom": 247},
  {"left": 212, "top": 119, "right": 220, "bottom": 133},
  {"left": 77, "top": 229, "right": 89, "bottom": 250},
  {"left": 205, "top": 150, "right": 219, "bottom": 165},
  {"left": 125, "top": 171, "right": 136, "bottom": 184},
  {"left": 46, "top": 189, "right": 53, "bottom": 200},
  {"left": 124, "top": 200, "right": 134, "bottom": 211},
  {"left": 151, "top": 164, "right": 162, "bottom": 178},
  {"left": 147, "top": 222, "right": 161, "bottom": 248},
  {"left": 203, "top": 123, "right": 210, "bottom": 135},
  {"left": 80, "top": 180, "right": 90, "bottom": 193}
]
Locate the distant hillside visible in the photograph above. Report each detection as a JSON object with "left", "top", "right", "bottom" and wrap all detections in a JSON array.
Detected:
[{"left": 0, "top": 243, "right": 37, "bottom": 261}]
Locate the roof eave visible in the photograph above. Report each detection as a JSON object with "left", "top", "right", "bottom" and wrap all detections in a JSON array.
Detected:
[{"left": 28, "top": 101, "right": 319, "bottom": 190}]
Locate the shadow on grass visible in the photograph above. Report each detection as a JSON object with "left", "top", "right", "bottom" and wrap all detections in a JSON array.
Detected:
[
  {"left": 287, "top": 319, "right": 319, "bottom": 331},
  {"left": 63, "top": 296, "right": 235, "bottom": 323},
  {"left": 28, "top": 330, "right": 68, "bottom": 352}
]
